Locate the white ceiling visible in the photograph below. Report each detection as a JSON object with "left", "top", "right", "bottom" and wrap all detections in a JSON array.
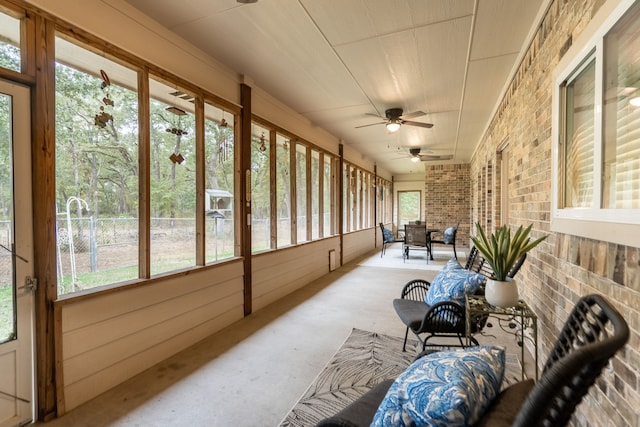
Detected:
[{"left": 122, "top": 0, "right": 545, "bottom": 175}]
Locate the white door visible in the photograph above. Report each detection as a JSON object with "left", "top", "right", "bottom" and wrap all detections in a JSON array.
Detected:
[{"left": 0, "top": 79, "right": 35, "bottom": 427}]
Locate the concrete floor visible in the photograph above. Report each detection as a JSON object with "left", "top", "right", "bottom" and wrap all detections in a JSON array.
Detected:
[{"left": 37, "top": 245, "right": 534, "bottom": 427}]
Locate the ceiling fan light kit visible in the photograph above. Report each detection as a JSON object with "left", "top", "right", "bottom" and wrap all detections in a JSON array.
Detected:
[
  {"left": 386, "top": 120, "right": 401, "bottom": 133},
  {"left": 407, "top": 147, "right": 453, "bottom": 162},
  {"left": 356, "top": 107, "right": 433, "bottom": 132}
]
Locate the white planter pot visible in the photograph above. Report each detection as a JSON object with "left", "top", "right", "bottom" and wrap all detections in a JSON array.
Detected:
[{"left": 485, "top": 278, "right": 519, "bottom": 308}]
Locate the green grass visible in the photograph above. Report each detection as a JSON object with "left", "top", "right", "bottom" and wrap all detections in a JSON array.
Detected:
[
  {"left": 0, "top": 285, "right": 14, "bottom": 342},
  {"left": 58, "top": 250, "right": 236, "bottom": 293}
]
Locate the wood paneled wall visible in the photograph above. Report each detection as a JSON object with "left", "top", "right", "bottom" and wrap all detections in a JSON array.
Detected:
[
  {"left": 56, "top": 261, "right": 244, "bottom": 411},
  {"left": 252, "top": 237, "right": 341, "bottom": 311},
  {"left": 342, "top": 229, "right": 377, "bottom": 265}
]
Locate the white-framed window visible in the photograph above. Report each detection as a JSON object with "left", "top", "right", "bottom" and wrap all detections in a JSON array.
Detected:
[{"left": 552, "top": 0, "right": 640, "bottom": 247}]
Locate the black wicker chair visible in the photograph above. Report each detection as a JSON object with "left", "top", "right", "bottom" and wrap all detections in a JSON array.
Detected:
[
  {"left": 393, "top": 247, "right": 526, "bottom": 351},
  {"left": 506, "top": 294, "right": 629, "bottom": 426},
  {"left": 317, "top": 294, "right": 630, "bottom": 427}
]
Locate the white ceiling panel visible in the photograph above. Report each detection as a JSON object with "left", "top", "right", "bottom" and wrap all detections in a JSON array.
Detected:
[
  {"left": 168, "top": 2, "right": 368, "bottom": 112},
  {"left": 413, "top": 16, "right": 472, "bottom": 112},
  {"left": 120, "top": 0, "right": 546, "bottom": 175},
  {"left": 457, "top": 53, "right": 520, "bottom": 156},
  {"left": 471, "top": 0, "right": 544, "bottom": 60},
  {"left": 124, "top": 0, "right": 243, "bottom": 28}
]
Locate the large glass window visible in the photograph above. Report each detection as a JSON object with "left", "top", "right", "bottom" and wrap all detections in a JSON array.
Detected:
[
  {"left": 55, "top": 36, "right": 139, "bottom": 293},
  {"left": 251, "top": 123, "right": 271, "bottom": 252},
  {"left": 349, "top": 167, "right": 357, "bottom": 231},
  {"left": 385, "top": 182, "right": 393, "bottom": 224},
  {"left": 204, "top": 103, "right": 235, "bottom": 262},
  {"left": 275, "top": 134, "right": 291, "bottom": 247},
  {"left": 377, "top": 178, "right": 392, "bottom": 226},
  {"left": 553, "top": 0, "right": 640, "bottom": 246},
  {"left": 343, "top": 165, "right": 349, "bottom": 231},
  {"left": 250, "top": 123, "right": 335, "bottom": 249},
  {"left": 149, "top": 78, "right": 196, "bottom": 275},
  {"left": 311, "top": 150, "right": 320, "bottom": 239},
  {"left": 323, "top": 155, "right": 333, "bottom": 237},
  {"left": 295, "top": 143, "right": 307, "bottom": 243},
  {"left": 363, "top": 172, "right": 372, "bottom": 228},
  {"left": 562, "top": 59, "right": 595, "bottom": 208},
  {"left": 602, "top": 4, "right": 640, "bottom": 209},
  {"left": 342, "top": 163, "right": 376, "bottom": 232},
  {"left": 0, "top": 91, "right": 13, "bottom": 341},
  {"left": 0, "top": 11, "right": 20, "bottom": 72},
  {"left": 398, "top": 191, "right": 421, "bottom": 227}
]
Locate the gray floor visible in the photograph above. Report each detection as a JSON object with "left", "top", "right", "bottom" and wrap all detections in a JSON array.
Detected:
[{"left": 38, "top": 245, "right": 534, "bottom": 427}]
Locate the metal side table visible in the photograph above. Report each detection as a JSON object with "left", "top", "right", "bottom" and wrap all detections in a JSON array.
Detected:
[{"left": 465, "top": 294, "right": 538, "bottom": 380}]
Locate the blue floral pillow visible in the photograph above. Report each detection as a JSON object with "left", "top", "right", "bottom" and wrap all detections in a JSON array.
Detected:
[
  {"left": 443, "top": 227, "right": 456, "bottom": 244},
  {"left": 443, "top": 257, "right": 463, "bottom": 272},
  {"left": 371, "top": 346, "right": 506, "bottom": 427},
  {"left": 383, "top": 228, "right": 396, "bottom": 243},
  {"left": 425, "top": 267, "right": 486, "bottom": 306}
]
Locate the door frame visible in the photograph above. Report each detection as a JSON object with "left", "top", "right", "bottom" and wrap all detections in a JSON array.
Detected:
[{"left": 0, "top": 78, "right": 35, "bottom": 427}]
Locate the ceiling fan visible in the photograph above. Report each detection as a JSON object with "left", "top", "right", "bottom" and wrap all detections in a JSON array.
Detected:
[
  {"left": 408, "top": 148, "right": 453, "bottom": 162},
  {"left": 356, "top": 108, "right": 433, "bottom": 133}
]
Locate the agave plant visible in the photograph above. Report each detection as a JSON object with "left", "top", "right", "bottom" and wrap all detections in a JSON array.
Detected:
[{"left": 470, "top": 223, "right": 547, "bottom": 281}]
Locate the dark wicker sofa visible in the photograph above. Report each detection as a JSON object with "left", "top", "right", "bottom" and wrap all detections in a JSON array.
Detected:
[{"left": 317, "top": 294, "right": 629, "bottom": 427}]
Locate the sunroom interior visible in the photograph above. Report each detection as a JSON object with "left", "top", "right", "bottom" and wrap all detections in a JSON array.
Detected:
[{"left": 0, "top": 0, "right": 638, "bottom": 426}]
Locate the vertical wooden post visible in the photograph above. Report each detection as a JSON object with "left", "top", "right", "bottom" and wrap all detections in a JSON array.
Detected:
[
  {"left": 195, "top": 96, "right": 205, "bottom": 265},
  {"left": 32, "top": 15, "right": 58, "bottom": 421},
  {"left": 374, "top": 164, "right": 378, "bottom": 246},
  {"left": 240, "top": 83, "right": 252, "bottom": 316},
  {"left": 138, "top": 68, "right": 151, "bottom": 278},
  {"left": 338, "top": 143, "right": 344, "bottom": 266},
  {"left": 318, "top": 152, "right": 325, "bottom": 238}
]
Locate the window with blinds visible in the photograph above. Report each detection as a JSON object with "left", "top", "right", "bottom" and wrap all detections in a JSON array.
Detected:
[
  {"left": 602, "top": 3, "right": 640, "bottom": 209},
  {"left": 552, "top": 0, "right": 639, "bottom": 247},
  {"left": 563, "top": 59, "right": 595, "bottom": 208}
]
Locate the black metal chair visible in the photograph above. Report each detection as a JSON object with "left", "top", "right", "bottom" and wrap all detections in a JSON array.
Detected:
[
  {"left": 393, "top": 247, "right": 526, "bottom": 351},
  {"left": 317, "top": 294, "right": 630, "bottom": 427},
  {"left": 430, "top": 223, "right": 458, "bottom": 259},
  {"left": 379, "top": 223, "right": 403, "bottom": 257},
  {"left": 402, "top": 223, "right": 429, "bottom": 261}
]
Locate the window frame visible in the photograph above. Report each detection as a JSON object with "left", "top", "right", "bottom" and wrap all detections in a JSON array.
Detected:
[
  {"left": 397, "top": 190, "right": 421, "bottom": 228},
  {"left": 251, "top": 115, "right": 339, "bottom": 250},
  {"left": 551, "top": 0, "right": 639, "bottom": 247},
  {"left": 341, "top": 161, "right": 376, "bottom": 233},
  {"left": 53, "top": 27, "right": 241, "bottom": 295}
]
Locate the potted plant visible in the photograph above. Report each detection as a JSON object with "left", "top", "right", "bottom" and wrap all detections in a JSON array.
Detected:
[{"left": 470, "top": 223, "right": 547, "bottom": 307}]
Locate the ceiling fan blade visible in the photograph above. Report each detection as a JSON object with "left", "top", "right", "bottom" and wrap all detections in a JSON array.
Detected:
[
  {"left": 400, "top": 110, "right": 425, "bottom": 119},
  {"left": 403, "top": 120, "right": 433, "bottom": 128},
  {"left": 419, "top": 154, "right": 453, "bottom": 161},
  {"left": 365, "top": 112, "right": 387, "bottom": 120},
  {"left": 355, "top": 121, "right": 386, "bottom": 129}
]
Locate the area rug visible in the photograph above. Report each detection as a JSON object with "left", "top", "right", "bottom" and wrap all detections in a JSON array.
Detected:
[
  {"left": 279, "top": 328, "right": 523, "bottom": 427},
  {"left": 357, "top": 245, "right": 467, "bottom": 272}
]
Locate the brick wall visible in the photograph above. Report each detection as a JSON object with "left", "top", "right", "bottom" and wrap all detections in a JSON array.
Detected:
[
  {"left": 470, "top": 1, "right": 639, "bottom": 426},
  {"left": 424, "top": 163, "right": 470, "bottom": 246}
]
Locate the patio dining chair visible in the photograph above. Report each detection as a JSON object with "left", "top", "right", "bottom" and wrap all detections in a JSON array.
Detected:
[
  {"left": 379, "top": 223, "right": 403, "bottom": 257},
  {"left": 430, "top": 223, "right": 459, "bottom": 259}
]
